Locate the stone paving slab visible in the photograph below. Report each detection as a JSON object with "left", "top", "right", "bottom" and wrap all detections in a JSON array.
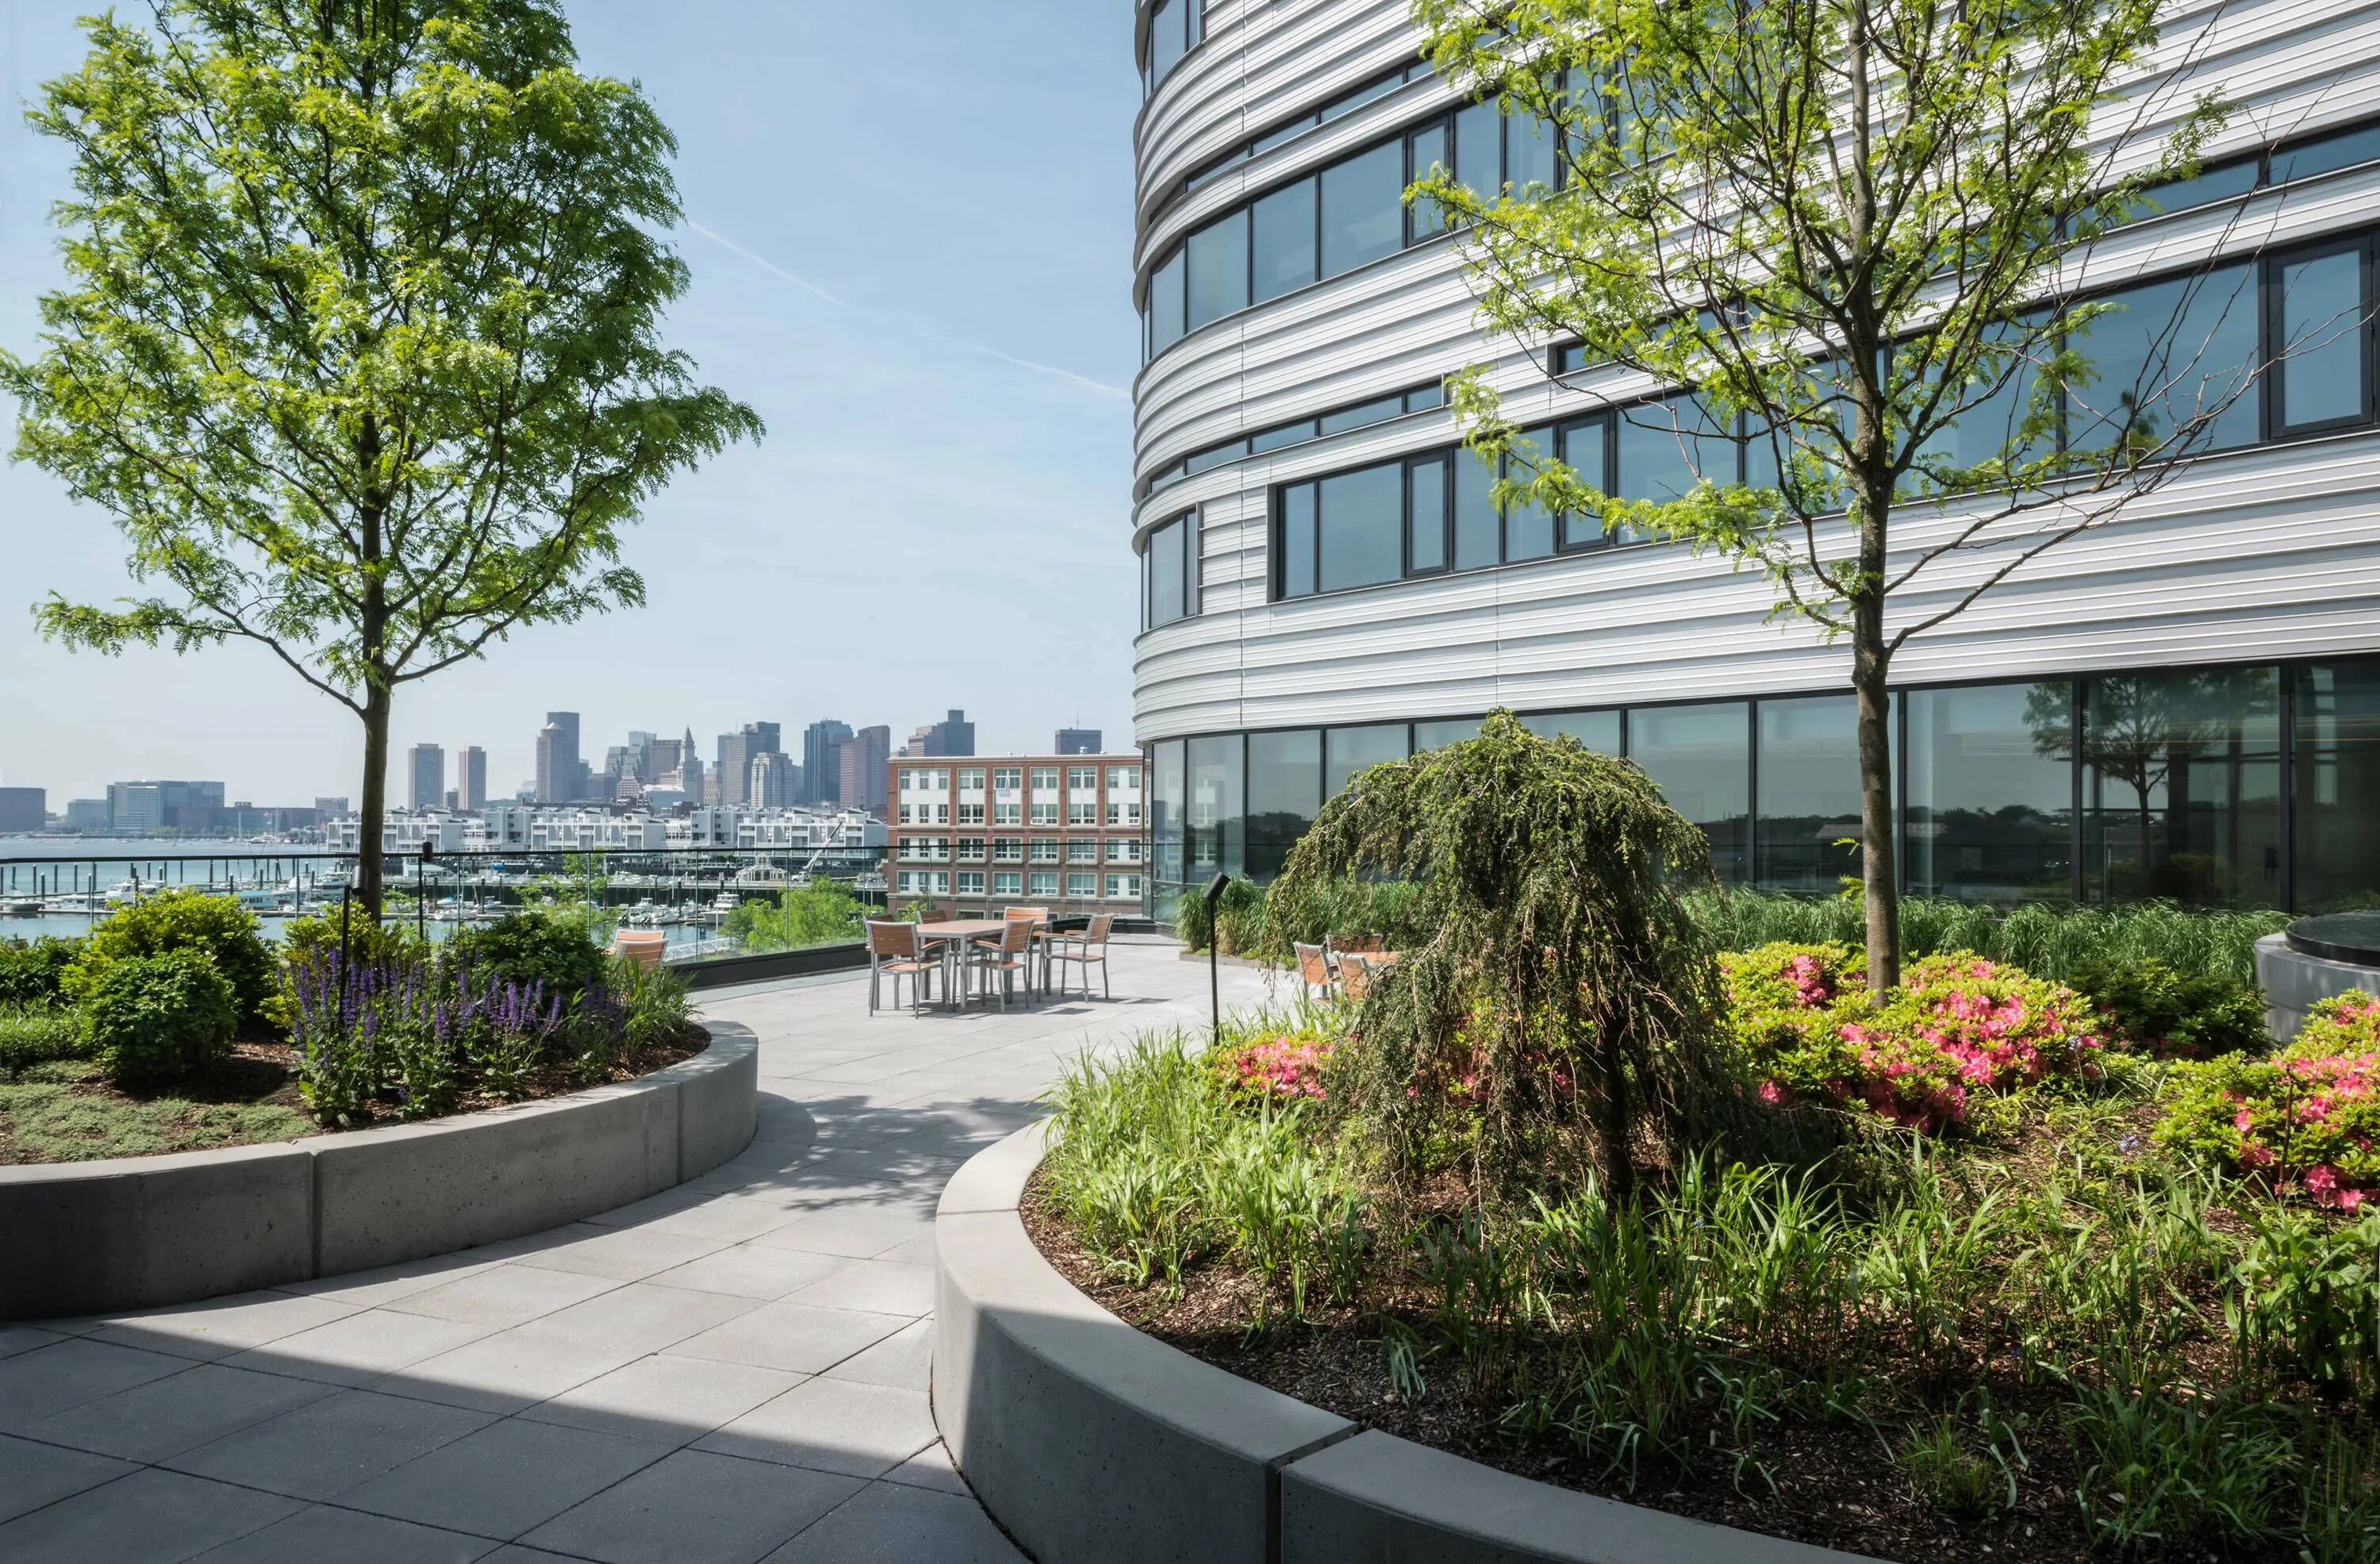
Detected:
[{"left": 0, "top": 942, "right": 1276, "bottom": 1561}]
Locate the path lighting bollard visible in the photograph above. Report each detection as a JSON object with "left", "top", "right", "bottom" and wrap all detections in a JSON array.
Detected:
[{"left": 1204, "top": 874, "right": 1231, "bottom": 1052}]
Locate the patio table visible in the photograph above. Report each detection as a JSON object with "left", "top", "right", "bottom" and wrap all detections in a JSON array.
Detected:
[{"left": 914, "top": 919, "right": 1008, "bottom": 1009}]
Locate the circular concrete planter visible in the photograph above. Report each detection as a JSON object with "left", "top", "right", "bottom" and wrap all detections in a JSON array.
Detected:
[
  {"left": 0, "top": 1022, "right": 757, "bottom": 1322},
  {"left": 2256, "top": 932, "right": 2380, "bottom": 1042},
  {"left": 932, "top": 1124, "right": 1873, "bottom": 1564}
]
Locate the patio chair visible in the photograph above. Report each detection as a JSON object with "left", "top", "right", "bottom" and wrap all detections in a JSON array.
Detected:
[
  {"left": 969, "top": 916, "right": 1036, "bottom": 1012},
  {"left": 1049, "top": 913, "right": 1115, "bottom": 1000},
  {"left": 1006, "top": 905, "right": 1054, "bottom": 993},
  {"left": 1293, "top": 941, "right": 1335, "bottom": 1002},
  {"left": 610, "top": 929, "right": 666, "bottom": 974},
  {"left": 866, "top": 920, "right": 935, "bottom": 1016}
]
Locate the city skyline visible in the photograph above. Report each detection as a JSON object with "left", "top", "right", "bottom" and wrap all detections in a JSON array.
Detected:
[{"left": 0, "top": 0, "right": 1139, "bottom": 807}]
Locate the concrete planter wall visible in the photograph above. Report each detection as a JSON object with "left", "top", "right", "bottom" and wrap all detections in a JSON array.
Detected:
[
  {"left": 1, "top": 1023, "right": 757, "bottom": 1321},
  {"left": 932, "top": 1124, "right": 1872, "bottom": 1564},
  {"left": 2256, "top": 933, "right": 2379, "bottom": 1042}
]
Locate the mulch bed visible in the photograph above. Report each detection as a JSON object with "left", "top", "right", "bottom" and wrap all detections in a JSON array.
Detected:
[{"left": 1022, "top": 1170, "right": 2121, "bottom": 1564}]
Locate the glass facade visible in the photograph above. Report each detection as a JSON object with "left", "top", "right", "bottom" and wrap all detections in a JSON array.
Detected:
[{"left": 1146, "top": 657, "right": 2380, "bottom": 916}]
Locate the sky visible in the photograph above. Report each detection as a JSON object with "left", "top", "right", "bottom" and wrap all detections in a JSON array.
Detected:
[{"left": 0, "top": 0, "right": 1143, "bottom": 806}]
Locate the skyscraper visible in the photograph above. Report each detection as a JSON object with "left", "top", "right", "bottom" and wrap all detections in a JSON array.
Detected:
[
  {"left": 801, "top": 721, "right": 852, "bottom": 805},
  {"left": 715, "top": 722, "right": 784, "bottom": 809},
  {"left": 536, "top": 712, "right": 582, "bottom": 803},
  {"left": 408, "top": 744, "right": 445, "bottom": 811},
  {"left": 839, "top": 725, "right": 892, "bottom": 817},
  {"left": 1054, "top": 728, "right": 1103, "bottom": 755},
  {"left": 459, "top": 747, "right": 487, "bottom": 810},
  {"left": 750, "top": 750, "right": 797, "bottom": 807},
  {"left": 922, "top": 709, "right": 975, "bottom": 756}
]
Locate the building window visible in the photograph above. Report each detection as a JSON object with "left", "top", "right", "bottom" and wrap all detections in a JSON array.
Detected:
[
  {"left": 1031, "top": 801, "right": 1059, "bottom": 827},
  {"left": 958, "top": 837, "right": 987, "bottom": 863},
  {"left": 1142, "top": 0, "right": 1199, "bottom": 97},
  {"left": 994, "top": 801, "right": 1022, "bottom": 825},
  {"left": 1107, "top": 801, "right": 1142, "bottom": 826},
  {"left": 1068, "top": 801, "right": 1097, "bottom": 826},
  {"left": 1629, "top": 703, "right": 1752, "bottom": 885},
  {"left": 1247, "top": 728, "right": 1321, "bottom": 880},
  {"left": 992, "top": 870, "right": 1023, "bottom": 896},
  {"left": 1028, "top": 870, "right": 1061, "bottom": 897},
  {"left": 1031, "top": 767, "right": 1060, "bottom": 792},
  {"left": 992, "top": 767, "right": 1022, "bottom": 791},
  {"left": 1106, "top": 766, "right": 1138, "bottom": 790},
  {"left": 1754, "top": 694, "right": 1869, "bottom": 893},
  {"left": 958, "top": 767, "right": 986, "bottom": 791},
  {"left": 1106, "top": 874, "right": 1144, "bottom": 900},
  {"left": 1029, "top": 839, "right": 1061, "bottom": 864},
  {"left": 958, "top": 801, "right": 985, "bottom": 825},
  {"left": 2296, "top": 657, "right": 2380, "bottom": 910},
  {"left": 992, "top": 837, "right": 1023, "bottom": 863},
  {"left": 1905, "top": 682, "right": 2075, "bottom": 902},
  {"left": 1066, "top": 838, "right": 1098, "bottom": 864},
  {"left": 1107, "top": 838, "right": 1143, "bottom": 864},
  {"left": 1066, "top": 873, "right": 1098, "bottom": 900},
  {"left": 2082, "top": 667, "right": 2280, "bottom": 909},
  {"left": 1068, "top": 767, "right": 1098, "bottom": 793},
  {"left": 956, "top": 870, "right": 986, "bottom": 896},
  {"left": 1142, "top": 513, "right": 1197, "bottom": 630}
]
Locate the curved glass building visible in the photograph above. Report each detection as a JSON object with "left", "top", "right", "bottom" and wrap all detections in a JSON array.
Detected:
[{"left": 1130, "top": 0, "right": 2380, "bottom": 916}]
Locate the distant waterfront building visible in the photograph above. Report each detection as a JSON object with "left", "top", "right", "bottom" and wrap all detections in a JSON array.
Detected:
[
  {"left": 64, "top": 799, "right": 109, "bottom": 832},
  {"left": 106, "top": 780, "right": 225, "bottom": 833},
  {"left": 459, "top": 748, "right": 486, "bottom": 811},
  {"left": 750, "top": 750, "right": 798, "bottom": 808},
  {"left": 0, "top": 787, "right": 44, "bottom": 834},
  {"left": 801, "top": 720, "right": 853, "bottom": 805},
  {"left": 536, "top": 712, "right": 582, "bottom": 803},
  {"left": 1054, "top": 728, "right": 1103, "bottom": 755},
  {"left": 715, "top": 722, "right": 785, "bottom": 809},
  {"left": 839, "top": 725, "right": 892, "bottom": 818},
  {"left": 408, "top": 744, "right": 445, "bottom": 812},
  {"left": 335, "top": 803, "right": 885, "bottom": 856},
  {"left": 888, "top": 752, "right": 1146, "bottom": 910}
]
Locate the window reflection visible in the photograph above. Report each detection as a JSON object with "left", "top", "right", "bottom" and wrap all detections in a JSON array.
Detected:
[
  {"left": 2082, "top": 667, "right": 2279, "bottom": 909},
  {"left": 1320, "top": 141, "right": 1405, "bottom": 277},
  {"left": 1521, "top": 710, "right": 1622, "bottom": 753},
  {"left": 1186, "top": 735, "right": 1243, "bottom": 881},
  {"left": 1246, "top": 730, "right": 1321, "bottom": 880},
  {"left": 1630, "top": 702, "right": 1750, "bottom": 882},
  {"left": 2294, "top": 658, "right": 2380, "bottom": 911},
  {"left": 1906, "top": 682, "right": 2073, "bottom": 903},
  {"left": 1326, "top": 724, "right": 1410, "bottom": 797},
  {"left": 1756, "top": 694, "right": 1872, "bottom": 893}
]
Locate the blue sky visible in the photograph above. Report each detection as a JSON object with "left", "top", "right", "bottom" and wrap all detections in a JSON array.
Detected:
[{"left": 0, "top": 0, "right": 1142, "bottom": 805}]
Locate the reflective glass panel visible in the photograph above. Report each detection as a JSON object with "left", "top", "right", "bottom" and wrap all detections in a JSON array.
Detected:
[
  {"left": 1906, "top": 682, "right": 2075, "bottom": 903},
  {"left": 1507, "top": 109, "right": 1557, "bottom": 193},
  {"left": 1908, "top": 315, "right": 2054, "bottom": 486},
  {"left": 1252, "top": 178, "right": 1318, "bottom": 302},
  {"left": 1149, "top": 0, "right": 1188, "bottom": 86},
  {"left": 1522, "top": 710, "right": 1622, "bottom": 753},
  {"left": 1319, "top": 396, "right": 1403, "bottom": 435},
  {"left": 1148, "top": 517, "right": 1187, "bottom": 627},
  {"left": 1320, "top": 140, "right": 1405, "bottom": 278},
  {"left": 2294, "top": 658, "right": 2380, "bottom": 912},
  {"left": 2082, "top": 667, "right": 2280, "bottom": 909},
  {"left": 2119, "top": 159, "right": 2259, "bottom": 222},
  {"left": 1617, "top": 396, "right": 1730, "bottom": 501},
  {"left": 1183, "top": 439, "right": 1246, "bottom": 475},
  {"left": 1505, "top": 425, "right": 1555, "bottom": 561},
  {"left": 1326, "top": 724, "right": 1410, "bottom": 797},
  {"left": 1186, "top": 212, "right": 1248, "bottom": 330},
  {"left": 1251, "top": 421, "right": 1317, "bottom": 453},
  {"left": 1406, "top": 382, "right": 1444, "bottom": 413},
  {"left": 1407, "top": 458, "right": 1448, "bottom": 574},
  {"left": 1629, "top": 701, "right": 1750, "bottom": 882},
  {"left": 1557, "top": 417, "right": 1608, "bottom": 550},
  {"left": 1318, "top": 463, "right": 1402, "bottom": 592},
  {"left": 1455, "top": 103, "right": 1500, "bottom": 198},
  {"left": 2278, "top": 248, "right": 2367, "bottom": 429},
  {"left": 1322, "top": 71, "right": 1403, "bottom": 120},
  {"left": 1149, "top": 249, "right": 1185, "bottom": 355},
  {"left": 1756, "top": 694, "right": 1872, "bottom": 893},
  {"left": 1407, "top": 123, "right": 1448, "bottom": 238},
  {"left": 2272, "top": 125, "right": 2380, "bottom": 184},
  {"left": 1413, "top": 717, "right": 1479, "bottom": 750},
  {"left": 1186, "top": 735, "right": 1244, "bottom": 881},
  {"left": 1454, "top": 448, "right": 1499, "bottom": 570},
  {"left": 1278, "top": 482, "right": 1316, "bottom": 599},
  {"left": 2067, "top": 264, "right": 2259, "bottom": 455},
  {"left": 1150, "top": 739, "right": 1187, "bottom": 908},
  {"left": 1246, "top": 729, "right": 1322, "bottom": 881}
]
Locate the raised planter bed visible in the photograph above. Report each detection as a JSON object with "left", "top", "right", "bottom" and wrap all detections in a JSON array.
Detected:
[
  {"left": 0, "top": 1021, "right": 757, "bottom": 1320},
  {"left": 932, "top": 1123, "right": 1870, "bottom": 1564}
]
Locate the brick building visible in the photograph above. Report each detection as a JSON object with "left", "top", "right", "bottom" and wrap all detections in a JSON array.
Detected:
[{"left": 888, "top": 753, "right": 1146, "bottom": 913}]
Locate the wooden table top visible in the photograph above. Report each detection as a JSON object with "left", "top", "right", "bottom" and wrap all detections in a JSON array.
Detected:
[{"left": 914, "top": 920, "right": 1009, "bottom": 940}]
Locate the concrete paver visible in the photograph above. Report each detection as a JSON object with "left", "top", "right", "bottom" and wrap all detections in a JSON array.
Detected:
[{"left": 0, "top": 940, "right": 1274, "bottom": 1560}]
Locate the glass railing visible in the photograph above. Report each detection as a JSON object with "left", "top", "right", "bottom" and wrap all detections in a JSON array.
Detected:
[{"left": 0, "top": 844, "right": 890, "bottom": 968}]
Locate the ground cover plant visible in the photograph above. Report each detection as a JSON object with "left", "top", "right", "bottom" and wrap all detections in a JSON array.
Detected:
[
  {"left": 0, "top": 901, "right": 703, "bottom": 1162},
  {"left": 1047, "top": 713, "right": 2380, "bottom": 1562}
]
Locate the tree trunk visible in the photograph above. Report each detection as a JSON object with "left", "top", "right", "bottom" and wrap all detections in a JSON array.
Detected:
[
  {"left": 1854, "top": 619, "right": 1900, "bottom": 997},
  {"left": 357, "top": 678, "right": 390, "bottom": 919}
]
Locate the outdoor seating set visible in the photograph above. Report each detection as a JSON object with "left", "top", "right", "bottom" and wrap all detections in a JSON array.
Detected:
[
  {"left": 1293, "top": 932, "right": 1398, "bottom": 1001},
  {"left": 866, "top": 909, "right": 1115, "bottom": 1016}
]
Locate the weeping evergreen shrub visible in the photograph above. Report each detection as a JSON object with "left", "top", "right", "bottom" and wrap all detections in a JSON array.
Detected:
[{"left": 1269, "top": 708, "right": 1730, "bottom": 1199}]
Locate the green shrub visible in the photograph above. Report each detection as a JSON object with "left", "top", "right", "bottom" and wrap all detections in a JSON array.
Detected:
[
  {"left": 0, "top": 936, "right": 84, "bottom": 1009},
  {"left": 67, "top": 890, "right": 275, "bottom": 1024},
  {"left": 1718, "top": 942, "right": 1866, "bottom": 1104},
  {"left": 724, "top": 881, "right": 866, "bottom": 952},
  {"left": 2071, "top": 955, "right": 2267, "bottom": 1059},
  {"left": 445, "top": 909, "right": 608, "bottom": 999},
  {"left": 2157, "top": 992, "right": 2380, "bottom": 1203},
  {"left": 0, "top": 1006, "right": 90, "bottom": 1074},
  {"left": 615, "top": 955, "right": 693, "bottom": 1051},
  {"left": 83, "top": 949, "right": 239, "bottom": 1086}
]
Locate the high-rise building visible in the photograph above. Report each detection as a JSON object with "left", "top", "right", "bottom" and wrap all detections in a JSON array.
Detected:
[
  {"left": 839, "top": 725, "right": 892, "bottom": 818},
  {"left": 715, "top": 722, "right": 784, "bottom": 809},
  {"left": 536, "top": 712, "right": 582, "bottom": 803},
  {"left": 750, "top": 750, "right": 797, "bottom": 808},
  {"left": 65, "top": 799, "right": 109, "bottom": 832},
  {"left": 802, "top": 721, "right": 853, "bottom": 805},
  {"left": 1129, "top": 3, "right": 2380, "bottom": 916},
  {"left": 650, "top": 734, "right": 685, "bottom": 778},
  {"left": 1054, "top": 728, "right": 1103, "bottom": 755},
  {"left": 923, "top": 709, "right": 975, "bottom": 756},
  {"left": 105, "top": 780, "right": 225, "bottom": 832},
  {"left": 459, "top": 748, "right": 487, "bottom": 811},
  {"left": 0, "top": 787, "right": 44, "bottom": 834},
  {"left": 408, "top": 744, "right": 445, "bottom": 812}
]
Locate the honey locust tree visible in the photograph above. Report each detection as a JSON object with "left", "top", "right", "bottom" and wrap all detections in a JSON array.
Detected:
[
  {"left": 1415, "top": 0, "right": 2270, "bottom": 993},
  {"left": 2, "top": 0, "right": 761, "bottom": 914}
]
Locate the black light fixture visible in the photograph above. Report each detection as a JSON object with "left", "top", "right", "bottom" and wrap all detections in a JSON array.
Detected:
[{"left": 1203, "top": 873, "right": 1231, "bottom": 1051}]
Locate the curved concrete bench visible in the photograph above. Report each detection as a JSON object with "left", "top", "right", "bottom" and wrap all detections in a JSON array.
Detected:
[
  {"left": 2, "top": 1023, "right": 757, "bottom": 1321},
  {"left": 933, "top": 1123, "right": 1872, "bottom": 1564}
]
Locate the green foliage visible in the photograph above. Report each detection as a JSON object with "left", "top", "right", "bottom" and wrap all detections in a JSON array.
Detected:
[
  {"left": 1269, "top": 709, "right": 1729, "bottom": 1198},
  {"left": 0, "top": 1078, "right": 310, "bottom": 1162},
  {"left": 1898, "top": 1409, "right": 2016, "bottom": 1521},
  {"left": 0, "top": 937, "right": 83, "bottom": 1009},
  {"left": 2156, "top": 993, "right": 2380, "bottom": 1201},
  {"left": 2073, "top": 955, "right": 2267, "bottom": 1059},
  {"left": 725, "top": 881, "right": 868, "bottom": 953},
  {"left": 446, "top": 910, "right": 608, "bottom": 1001},
  {"left": 82, "top": 949, "right": 239, "bottom": 1087},
  {"left": 1176, "top": 874, "right": 1427, "bottom": 962},
  {"left": 614, "top": 956, "right": 693, "bottom": 1051},
  {"left": 0, "top": 1007, "right": 91, "bottom": 1076},
  {"left": 2229, "top": 1209, "right": 2380, "bottom": 1398},
  {"left": 1, "top": 0, "right": 760, "bottom": 913},
  {"left": 67, "top": 890, "right": 274, "bottom": 1023},
  {"left": 2067, "top": 1386, "right": 2301, "bottom": 1554},
  {"left": 1683, "top": 890, "right": 2286, "bottom": 990}
]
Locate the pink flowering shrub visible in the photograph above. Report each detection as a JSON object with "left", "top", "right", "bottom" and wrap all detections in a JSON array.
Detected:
[
  {"left": 1723, "top": 943, "right": 2107, "bottom": 1132},
  {"left": 1215, "top": 1028, "right": 1337, "bottom": 1102},
  {"left": 2157, "top": 990, "right": 2380, "bottom": 1208}
]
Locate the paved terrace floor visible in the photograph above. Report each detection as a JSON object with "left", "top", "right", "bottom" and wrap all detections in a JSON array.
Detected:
[{"left": 0, "top": 940, "right": 1276, "bottom": 1563}]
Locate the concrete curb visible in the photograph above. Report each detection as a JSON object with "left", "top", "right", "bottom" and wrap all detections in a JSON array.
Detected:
[
  {"left": 0, "top": 1024, "right": 757, "bottom": 1321},
  {"left": 931, "top": 1124, "right": 1879, "bottom": 1564}
]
